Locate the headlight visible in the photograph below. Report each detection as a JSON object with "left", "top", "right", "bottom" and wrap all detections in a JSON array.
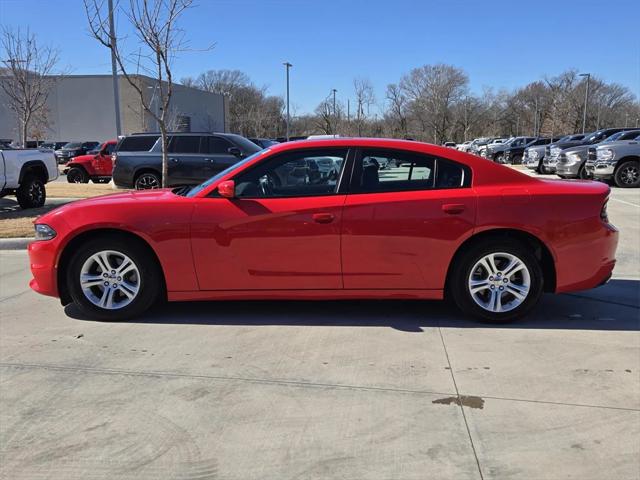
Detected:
[
  {"left": 34, "top": 224, "right": 56, "bottom": 241},
  {"left": 567, "top": 152, "right": 582, "bottom": 162},
  {"left": 597, "top": 149, "right": 615, "bottom": 162}
]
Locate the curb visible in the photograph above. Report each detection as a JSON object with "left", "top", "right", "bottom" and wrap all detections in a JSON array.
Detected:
[{"left": 0, "top": 237, "right": 32, "bottom": 250}]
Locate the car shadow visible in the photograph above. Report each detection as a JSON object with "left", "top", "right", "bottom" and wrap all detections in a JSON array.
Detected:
[{"left": 65, "top": 279, "right": 640, "bottom": 332}]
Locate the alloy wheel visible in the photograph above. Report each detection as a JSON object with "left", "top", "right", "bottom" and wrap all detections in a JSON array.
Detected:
[
  {"left": 135, "top": 173, "right": 160, "bottom": 189},
  {"left": 468, "top": 252, "right": 531, "bottom": 313},
  {"left": 80, "top": 250, "right": 141, "bottom": 310},
  {"left": 620, "top": 164, "right": 639, "bottom": 185},
  {"left": 29, "top": 181, "right": 45, "bottom": 205}
]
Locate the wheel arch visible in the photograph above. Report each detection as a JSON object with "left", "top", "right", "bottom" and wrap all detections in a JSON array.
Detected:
[
  {"left": 613, "top": 156, "right": 639, "bottom": 172},
  {"left": 19, "top": 160, "right": 48, "bottom": 183},
  {"left": 445, "top": 228, "right": 557, "bottom": 294},
  {"left": 57, "top": 228, "right": 167, "bottom": 305}
]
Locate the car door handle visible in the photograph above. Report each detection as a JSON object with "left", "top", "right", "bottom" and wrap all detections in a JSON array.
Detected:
[
  {"left": 204, "top": 158, "right": 214, "bottom": 163},
  {"left": 170, "top": 157, "right": 179, "bottom": 163},
  {"left": 442, "top": 203, "right": 466, "bottom": 214},
  {"left": 312, "top": 213, "right": 335, "bottom": 224}
]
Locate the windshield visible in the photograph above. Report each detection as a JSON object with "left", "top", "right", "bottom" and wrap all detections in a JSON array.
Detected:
[
  {"left": 63, "top": 142, "right": 82, "bottom": 149},
  {"left": 601, "top": 131, "right": 625, "bottom": 143},
  {"left": 186, "top": 149, "right": 270, "bottom": 197}
]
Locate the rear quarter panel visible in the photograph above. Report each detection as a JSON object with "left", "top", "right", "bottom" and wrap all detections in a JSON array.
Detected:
[{"left": 474, "top": 179, "right": 615, "bottom": 292}]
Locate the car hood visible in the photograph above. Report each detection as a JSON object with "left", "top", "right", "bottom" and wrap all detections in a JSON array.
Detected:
[
  {"left": 36, "top": 189, "right": 179, "bottom": 224},
  {"left": 69, "top": 153, "right": 95, "bottom": 163},
  {"left": 550, "top": 141, "right": 583, "bottom": 150},
  {"left": 562, "top": 145, "right": 588, "bottom": 154},
  {"left": 596, "top": 140, "right": 640, "bottom": 149}
]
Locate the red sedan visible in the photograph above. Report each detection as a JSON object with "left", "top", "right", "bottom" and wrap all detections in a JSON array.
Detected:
[{"left": 28, "top": 138, "right": 618, "bottom": 322}]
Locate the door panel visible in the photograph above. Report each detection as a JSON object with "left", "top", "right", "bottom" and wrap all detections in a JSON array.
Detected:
[
  {"left": 341, "top": 188, "right": 476, "bottom": 290},
  {"left": 191, "top": 196, "right": 346, "bottom": 290}
]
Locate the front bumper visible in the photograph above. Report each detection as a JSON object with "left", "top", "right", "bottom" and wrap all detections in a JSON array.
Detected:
[
  {"left": 556, "top": 162, "right": 581, "bottom": 177},
  {"left": 28, "top": 238, "right": 62, "bottom": 298},
  {"left": 591, "top": 162, "right": 615, "bottom": 180}
]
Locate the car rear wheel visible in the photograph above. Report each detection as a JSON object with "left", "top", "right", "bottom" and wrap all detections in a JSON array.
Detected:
[
  {"left": 614, "top": 160, "right": 640, "bottom": 188},
  {"left": 16, "top": 174, "right": 46, "bottom": 209},
  {"left": 449, "top": 240, "right": 543, "bottom": 322},
  {"left": 67, "top": 167, "right": 89, "bottom": 183},
  {"left": 494, "top": 153, "right": 503, "bottom": 163},
  {"left": 67, "top": 237, "right": 161, "bottom": 320},
  {"left": 134, "top": 172, "right": 161, "bottom": 190}
]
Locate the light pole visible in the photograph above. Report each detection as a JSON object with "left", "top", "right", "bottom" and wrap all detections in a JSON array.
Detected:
[
  {"left": 107, "top": 0, "right": 122, "bottom": 137},
  {"left": 283, "top": 62, "right": 292, "bottom": 141},
  {"left": 331, "top": 89, "right": 337, "bottom": 117},
  {"left": 579, "top": 73, "right": 590, "bottom": 134}
]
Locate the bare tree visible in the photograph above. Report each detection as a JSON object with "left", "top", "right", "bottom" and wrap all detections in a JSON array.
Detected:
[
  {"left": 83, "top": 0, "right": 197, "bottom": 187},
  {"left": 385, "top": 83, "right": 408, "bottom": 138},
  {"left": 0, "top": 27, "right": 59, "bottom": 147},
  {"left": 353, "top": 77, "right": 375, "bottom": 136}
]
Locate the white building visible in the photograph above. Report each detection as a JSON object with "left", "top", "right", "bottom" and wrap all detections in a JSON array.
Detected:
[{"left": 0, "top": 74, "right": 227, "bottom": 143}]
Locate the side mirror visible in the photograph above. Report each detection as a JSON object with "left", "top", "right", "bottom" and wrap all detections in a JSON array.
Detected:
[
  {"left": 228, "top": 146, "right": 242, "bottom": 157},
  {"left": 217, "top": 180, "right": 235, "bottom": 198}
]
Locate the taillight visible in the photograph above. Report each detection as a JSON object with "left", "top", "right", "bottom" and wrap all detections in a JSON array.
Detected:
[{"left": 601, "top": 198, "right": 609, "bottom": 223}]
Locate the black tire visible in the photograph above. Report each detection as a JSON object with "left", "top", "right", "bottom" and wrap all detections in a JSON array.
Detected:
[
  {"left": 16, "top": 174, "right": 46, "bottom": 208},
  {"left": 494, "top": 153, "right": 503, "bottom": 163},
  {"left": 578, "top": 165, "right": 590, "bottom": 180},
  {"left": 67, "top": 167, "right": 89, "bottom": 183},
  {"left": 66, "top": 235, "right": 162, "bottom": 320},
  {"left": 537, "top": 160, "right": 548, "bottom": 174},
  {"left": 614, "top": 160, "right": 640, "bottom": 188},
  {"left": 134, "top": 171, "right": 161, "bottom": 190},
  {"left": 512, "top": 154, "right": 523, "bottom": 165},
  {"left": 449, "top": 239, "right": 544, "bottom": 322}
]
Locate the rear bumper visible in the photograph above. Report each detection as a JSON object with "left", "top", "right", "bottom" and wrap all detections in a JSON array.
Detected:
[
  {"left": 555, "top": 223, "right": 619, "bottom": 293},
  {"left": 28, "top": 239, "right": 60, "bottom": 298}
]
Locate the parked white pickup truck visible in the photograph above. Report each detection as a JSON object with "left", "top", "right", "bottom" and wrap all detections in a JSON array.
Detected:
[{"left": 0, "top": 147, "right": 58, "bottom": 208}]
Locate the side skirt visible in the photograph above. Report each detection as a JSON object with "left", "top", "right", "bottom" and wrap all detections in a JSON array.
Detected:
[{"left": 168, "top": 289, "right": 444, "bottom": 302}]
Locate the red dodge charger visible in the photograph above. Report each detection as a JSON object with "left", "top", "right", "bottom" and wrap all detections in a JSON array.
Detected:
[{"left": 28, "top": 138, "right": 618, "bottom": 322}]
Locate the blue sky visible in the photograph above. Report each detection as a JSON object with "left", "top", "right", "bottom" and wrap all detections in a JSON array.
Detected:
[{"left": 1, "top": 0, "right": 639, "bottom": 114}]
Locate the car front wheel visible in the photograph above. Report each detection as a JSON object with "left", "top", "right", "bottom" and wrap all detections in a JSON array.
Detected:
[
  {"left": 450, "top": 240, "right": 543, "bottom": 322},
  {"left": 67, "top": 167, "right": 89, "bottom": 183},
  {"left": 67, "top": 236, "right": 161, "bottom": 320},
  {"left": 614, "top": 160, "right": 640, "bottom": 188}
]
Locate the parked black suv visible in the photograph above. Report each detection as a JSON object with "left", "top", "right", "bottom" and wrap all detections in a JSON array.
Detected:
[
  {"left": 112, "top": 132, "right": 261, "bottom": 189},
  {"left": 54, "top": 141, "right": 100, "bottom": 164}
]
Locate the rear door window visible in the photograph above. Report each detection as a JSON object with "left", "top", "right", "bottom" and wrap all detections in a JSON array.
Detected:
[{"left": 169, "top": 136, "right": 201, "bottom": 154}]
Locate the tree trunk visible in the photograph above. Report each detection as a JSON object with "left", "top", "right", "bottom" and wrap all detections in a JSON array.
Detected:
[
  {"left": 160, "top": 126, "right": 169, "bottom": 188},
  {"left": 21, "top": 118, "right": 28, "bottom": 148}
]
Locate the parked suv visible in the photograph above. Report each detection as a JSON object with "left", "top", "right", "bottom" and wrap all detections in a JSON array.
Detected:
[
  {"left": 586, "top": 131, "right": 640, "bottom": 187},
  {"left": 112, "top": 132, "right": 261, "bottom": 189},
  {"left": 554, "top": 128, "right": 635, "bottom": 179},
  {"left": 54, "top": 141, "right": 100, "bottom": 164},
  {"left": 491, "top": 137, "right": 536, "bottom": 163},
  {"left": 63, "top": 139, "right": 117, "bottom": 183}
]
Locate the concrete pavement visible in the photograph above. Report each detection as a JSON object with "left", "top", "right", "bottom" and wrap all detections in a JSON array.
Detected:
[{"left": 0, "top": 189, "right": 638, "bottom": 479}]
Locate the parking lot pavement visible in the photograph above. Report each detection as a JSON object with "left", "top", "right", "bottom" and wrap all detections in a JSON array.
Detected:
[{"left": 1, "top": 190, "right": 639, "bottom": 479}]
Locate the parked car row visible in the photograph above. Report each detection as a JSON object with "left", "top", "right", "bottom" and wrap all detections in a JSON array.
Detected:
[{"left": 451, "top": 128, "right": 640, "bottom": 188}]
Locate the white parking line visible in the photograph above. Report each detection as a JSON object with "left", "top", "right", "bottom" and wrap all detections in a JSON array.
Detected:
[{"left": 610, "top": 198, "right": 640, "bottom": 208}]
